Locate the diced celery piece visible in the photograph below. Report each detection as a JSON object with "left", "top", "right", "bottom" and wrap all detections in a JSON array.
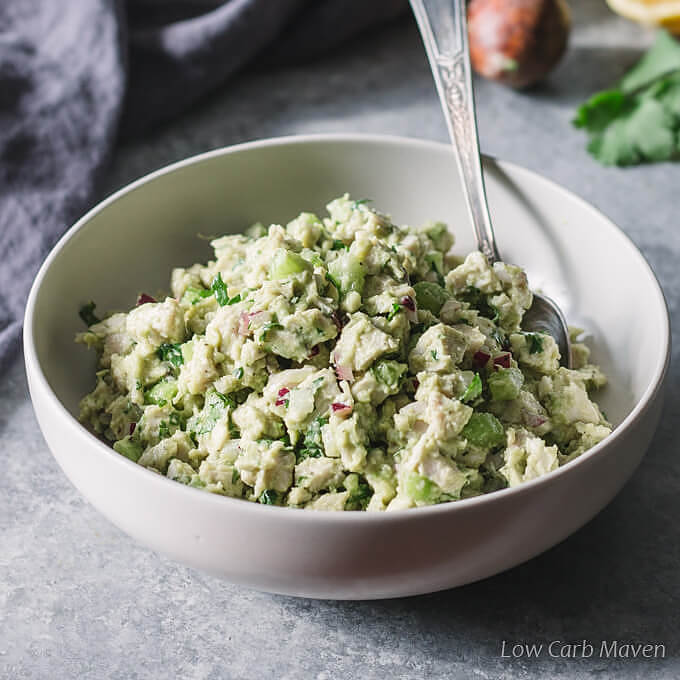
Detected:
[
  {"left": 461, "top": 412, "right": 505, "bottom": 448},
  {"left": 270, "top": 248, "right": 310, "bottom": 280},
  {"left": 145, "top": 379, "right": 178, "bottom": 406},
  {"left": 488, "top": 367, "right": 524, "bottom": 401},
  {"left": 414, "top": 281, "right": 450, "bottom": 316},
  {"left": 405, "top": 472, "right": 441, "bottom": 503},
  {"left": 113, "top": 436, "right": 143, "bottom": 462},
  {"left": 327, "top": 251, "right": 365, "bottom": 296}
]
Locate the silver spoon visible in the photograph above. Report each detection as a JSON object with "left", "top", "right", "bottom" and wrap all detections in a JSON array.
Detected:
[{"left": 410, "top": 0, "right": 572, "bottom": 367}]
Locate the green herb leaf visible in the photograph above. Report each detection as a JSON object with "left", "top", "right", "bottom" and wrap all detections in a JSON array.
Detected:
[
  {"left": 79, "top": 301, "right": 100, "bottom": 326},
  {"left": 157, "top": 342, "right": 184, "bottom": 367},
  {"left": 331, "top": 239, "right": 348, "bottom": 251},
  {"left": 344, "top": 473, "right": 373, "bottom": 510},
  {"left": 158, "top": 421, "right": 170, "bottom": 440},
  {"left": 260, "top": 320, "right": 283, "bottom": 341},
  {"left": 183, "top": 286, "right": 212, "bottom": 305},
  {"left": 188, "top": 389, "right": 235, "bottom": 436},
  {"left": 210, "top": 272, "right": 230, "bottom": 306},
  {"left": 259, "top": 489, "right": 279, "bottom": 505},
  {"left": 387, "top": 301, "right": 402, "bottom": 321},
  {"left": 574, "top": 31, "right": 680, "bottom": 166},
  {"left": 460, "top": 286, "right": 499, "bottom": 323},
  {"left": 296, "top": 417, "right": 327, "bottom": 462},
  {"left": 461, "top": 373, "right": 483, "bottom": 403},
  {"left": 526, "top": 333, "right": 544, "bottom": 354}
]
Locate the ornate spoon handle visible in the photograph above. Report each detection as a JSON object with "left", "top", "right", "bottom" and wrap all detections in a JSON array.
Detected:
[{"left": 410, "top": 0, "right": 500, "bottom": 264}]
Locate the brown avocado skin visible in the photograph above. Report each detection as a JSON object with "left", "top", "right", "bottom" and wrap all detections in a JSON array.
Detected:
[{"left": 467, "top": 0, "right": 571, "bottom": 89}]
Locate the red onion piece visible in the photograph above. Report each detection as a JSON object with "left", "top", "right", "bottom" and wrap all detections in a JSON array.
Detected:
[
  {"left": 238, "top": 311, "right": 260, "bottom": 336},
  {"left": 129, "top": 422, "right": 136, "bottom": 435},
  {"left": 278, "top": 388, "right": 289, "bottom": 397},
  {"left": 400, "top": 296, "right": 416, "bottom": 312},
  {"left": 308, "top": 345, "right": 320, "bottom": 358},
  {"left": 136, "top": 293, "right": 156, "bottom": 306},
  {"left": 493, "top": 352, "right": 511, "bottom": 369},
  {"left": 332, "top": 402, "right": 351, "bottom": 413},
  {"left": 523, "top": 411, "right": 547, "bottom": 428},
  {"left": 473, "top": 350, "right": 491, "bottom": 367},
  {"left": 335, "top": 363, "right": 354, "bottom": 382},
  {"left": 275, "top": 397, "right": 288, "bottom": 407}
]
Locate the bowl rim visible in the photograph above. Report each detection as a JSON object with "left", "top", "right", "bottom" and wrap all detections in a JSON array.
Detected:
[{"left": 23, "top": 132, "right": 672, "bottom": 523}]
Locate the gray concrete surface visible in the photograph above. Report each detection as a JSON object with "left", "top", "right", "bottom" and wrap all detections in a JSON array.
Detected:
[{"left": 1, "top": 2, "right": 678, "bottom": 678}]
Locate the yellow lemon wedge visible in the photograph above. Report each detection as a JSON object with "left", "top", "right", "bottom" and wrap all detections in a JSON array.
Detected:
[{"left": 606, "top": 0, "right": 680, "bottom": 33}]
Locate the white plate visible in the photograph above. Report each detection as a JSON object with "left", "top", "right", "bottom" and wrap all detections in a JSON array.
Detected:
[{"left": 24, "top": 135, "right": 670, "bottom": 599}]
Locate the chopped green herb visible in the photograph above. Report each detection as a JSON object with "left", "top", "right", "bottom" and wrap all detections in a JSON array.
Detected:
[
  {"left": 157, "top": 342, "right": 184, "bottom": 367},
  {"left": 260, "top": 321, "right": 283, "bottom": 341},
  {"left": 344, "top": 473, "right": 373, "bottom": 510},
  {"left": 158, "top": 421, "right": 170, "bottom": 440},
  {"left": 296, "top": 417, "right": 327, "bottom": 462},
  {"left": 526, "top": 333, "right": 544, "bottom": 354},
  {"left": 226, "top": 293, "right": 241, "bottom": 305},
  {"left": 431, "top": 350, "right": 438, "bottom": 361},
  {"left": 461, "top": 286, "right": 499, "bottom": 323},
  {"left": 352, "top": 198, "right": 372, "bottom": 209},
  {"left": 79, "top": 301, "right": 100, "bottom": 326},
  {"left": 259, "top": 489, "right": 279, "bottom": 505},
  {"left": 187, "top": 389, "right": 234, "bottom": 436},
  {"left": 183, "top": 287, "right": 212, "bottom": 305},
  {"left": 461, "top": 373, "right": 483, "bottom": 403},
  {"left": 331, "top": 239, "right": 348, "bottom": 251},
  {"left": 387, "top": 301, "right": 402, "bottom": 322},
  {"left": 232, "top": 468, "right": 240, "bottom": 484},
  {"left": 210, "top": 272, "right": 230, "bottom": 306},
  {"left": 233, "top": 367, "right": 244, "bottom": 380}
]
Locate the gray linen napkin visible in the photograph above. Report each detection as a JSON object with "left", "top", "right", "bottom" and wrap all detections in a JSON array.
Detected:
[{"left": 0, "top": 0, "right": 406, "bottom": 373}]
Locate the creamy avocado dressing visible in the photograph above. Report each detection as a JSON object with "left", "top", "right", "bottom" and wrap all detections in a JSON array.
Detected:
[{"left": 76, "top": 195, "right": 611, "bottom": 511}]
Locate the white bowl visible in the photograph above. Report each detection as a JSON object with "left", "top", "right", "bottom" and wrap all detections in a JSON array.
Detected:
[{"left": 24, "top": 135, "right": 670, "bottom": 599}]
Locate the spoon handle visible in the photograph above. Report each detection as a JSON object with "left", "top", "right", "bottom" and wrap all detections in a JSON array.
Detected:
[{"left": 410, "top": 0, "right": 501, "bottom": 264}]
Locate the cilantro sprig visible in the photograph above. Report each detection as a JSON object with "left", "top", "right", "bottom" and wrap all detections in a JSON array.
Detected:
[
  {"left": 79, "top": 301, "right": 100, "bottom": 326},
  {"left": 574, "top": 31, "right": 680, "bottom": 166},
  {"left": 157, "top": 342, "right": 184, "bottom": 367}
]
